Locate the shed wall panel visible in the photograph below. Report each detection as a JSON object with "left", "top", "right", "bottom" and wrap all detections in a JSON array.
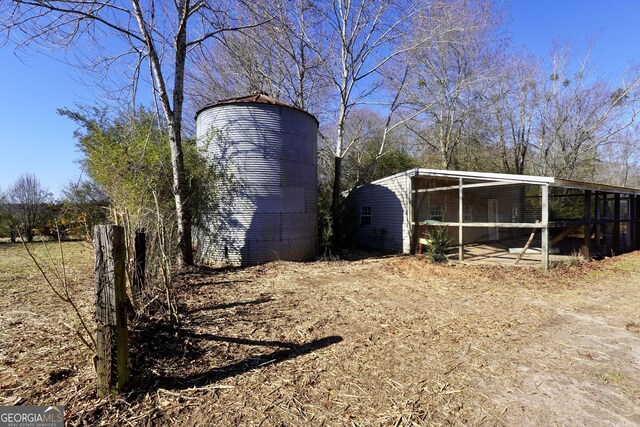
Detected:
[{"left": 346, "top": 174, "right": 412, "bottom": 253}]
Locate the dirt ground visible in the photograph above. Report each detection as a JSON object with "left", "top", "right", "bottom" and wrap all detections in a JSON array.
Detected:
[{"left": 1, "top": 242, "right": 639, "bottom": 426}]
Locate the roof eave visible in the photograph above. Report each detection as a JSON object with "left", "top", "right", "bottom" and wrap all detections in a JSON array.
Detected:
[
  {"left": 552, "top": 178, "right": 640, "bottom": 195},
  {"left": 363, "top": 168, "right": 640, "bottom": 195}
]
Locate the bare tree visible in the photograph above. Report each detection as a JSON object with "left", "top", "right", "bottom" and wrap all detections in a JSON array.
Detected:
[
  {"left": 0, "top": 191, "right": 18, "bottom": 243},
  {"left": 186, "top": 0, "right": 330, "bottom": 121},
  {"left": 0, "top": 186, "right": 14, "bottom": 242},
  {"left": 340, "top": 108, "right": 387, "bottom": 186},
  {"left": 535, "top": 45, "right": 640, "bottom": 179},
  {"left": 596, "top": 128, "right": 640, "bottom": 187},
  {"left": 187, "top": 23, "right": 285, "bottom": 110},
  {"left": 1, "top": 1, "right": 264, "bottom": 266},
  {"left": 348, "top": 58, "right": 437, "bottom": 186},
  {"left": 490, "top": 54, "right": 541, "bottom": 174},
  {"left": 403, "top": 0, "right": 503, "bottom": 169},
  {"left": 8, "top": 173, "right": 51, "bottom": 242},
  {"left": 340, "top": 105, "right": 420, "bottom": 189},
  {"left": 310, "top": 0, "right": 420, "bottom": 245},
  {"left": 61, "top": 178, "right": 110, "bottom": 240}
]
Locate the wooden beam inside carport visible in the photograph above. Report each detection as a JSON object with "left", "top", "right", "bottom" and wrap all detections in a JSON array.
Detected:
[
  {"left": 581, "top": 190, "right": 592, "bottom": 260},
  {"left": 614, "top": 193, "right": 621, "bottom": 254},
  {"left": 413, "top": 180, "right": 523, "bottom": 193},
  {"left": 412, "top": 221, "right": 544, "bottom": 228},
  {"left": 594, "top": 192, "right": 601, "bottom": 252},
  {"left": 630, "top": 195, "right": 635, "bottom": 250}
]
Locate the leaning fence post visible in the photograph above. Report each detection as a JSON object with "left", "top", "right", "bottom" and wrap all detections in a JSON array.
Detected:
[
  {"left": 133, "top": 228, "right": 146, "bottom": 298},
  {"left": 94, "top": 224, "right": 129, "bottom": 396}
]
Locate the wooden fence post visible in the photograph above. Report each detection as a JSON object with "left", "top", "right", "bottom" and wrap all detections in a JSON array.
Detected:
[
  {"left": 94, "top": 225, "right": 129, "bottom": 396},
  {"left": 133, "top": 228, "right": 146, "bottom": 298}
]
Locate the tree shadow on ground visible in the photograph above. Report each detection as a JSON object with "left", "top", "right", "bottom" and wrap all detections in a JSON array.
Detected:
[
  {"left": 174, "top": 265, "right": 253, "bottom": 288},
  {"left": 189, "top": 296, "right": 272, "bottom": 314},
  {"left": 129, "top": 307, "right": 342, "bottom": 394},
  {"left": 156, "top": 334, "right": 342, "bottom": 390}
]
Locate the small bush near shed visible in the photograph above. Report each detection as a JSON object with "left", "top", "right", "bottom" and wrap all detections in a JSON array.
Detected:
[{"left": 425, "top": 227, "right": 453, "bottom": 263}]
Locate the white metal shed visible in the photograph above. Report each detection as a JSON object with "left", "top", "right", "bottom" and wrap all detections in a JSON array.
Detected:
[{"left": 346, "top": 168, "right": 640, "bottom": 270}]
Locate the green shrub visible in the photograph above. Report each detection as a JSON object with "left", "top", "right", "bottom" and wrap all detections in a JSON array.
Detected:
[{"left": 425, "top": 227, "right": 453, "bottom": 263}]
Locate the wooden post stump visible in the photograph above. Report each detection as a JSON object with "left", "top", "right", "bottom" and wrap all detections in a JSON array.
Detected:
[
  {"left": 133, "top": 228, "right": 146, "bottom": 298},
  {"left": 94, "top": 225, "right": 129, "bottom": 396}
]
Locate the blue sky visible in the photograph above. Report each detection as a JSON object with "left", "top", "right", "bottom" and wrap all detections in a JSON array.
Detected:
[
  {"left": 0, "top": 49, "right": 93, "bottom": 197},
  {"left": 1, "top": 0, "right": 639, "bottom": 197},
  {"left": 508, "top": 0, "right": 640, "bottom": 79}
]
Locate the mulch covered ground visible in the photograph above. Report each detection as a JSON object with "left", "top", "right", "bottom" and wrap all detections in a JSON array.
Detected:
[{"left": 1, "top": 242, "right": 639, "bottom": 425}]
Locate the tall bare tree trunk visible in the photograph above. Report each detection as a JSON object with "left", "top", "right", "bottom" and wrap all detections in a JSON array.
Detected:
[
  {"left": 331, "top": 156, "right": 342, "bottom": 247},
  {"left": 168, "top": 128, "right": 193, "bottom": 267},
  {"left": 169, "top": 0, "right": 193, "bottom": 267},
  {"left": 132, "top": 0, "right": 194, "bottom": 267},
  {"left": 331, "top": 94, "right": 348, "bottom": 249}
]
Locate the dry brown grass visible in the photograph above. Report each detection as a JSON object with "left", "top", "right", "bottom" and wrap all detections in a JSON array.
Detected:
[
  {"left": 1, "top": 242, "right": 640, "bottom": 426},
  {"left": 0, "top": 241, "right": 95, "bottom": 408}
]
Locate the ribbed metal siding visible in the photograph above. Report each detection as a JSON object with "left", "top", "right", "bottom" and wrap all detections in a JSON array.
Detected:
[
  {"left": 196, "top": 103, "right": 318, "bottom": 265},
  {"left": 347, "top": 174, "right": 412, "bottom": 253}
]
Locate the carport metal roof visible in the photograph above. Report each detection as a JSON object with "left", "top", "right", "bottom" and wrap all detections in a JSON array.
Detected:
[{"left": 371, "top": 168, "right": 640, "bottom": 195}]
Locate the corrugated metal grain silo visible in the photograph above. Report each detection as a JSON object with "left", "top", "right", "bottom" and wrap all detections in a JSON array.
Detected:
[{"left": 195, "top": 92, "right": 318, "bottom": 265}]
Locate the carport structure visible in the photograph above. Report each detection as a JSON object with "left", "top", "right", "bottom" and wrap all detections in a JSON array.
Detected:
[{"left": 410, "top": 169, "right": 640, "bottom": 270}]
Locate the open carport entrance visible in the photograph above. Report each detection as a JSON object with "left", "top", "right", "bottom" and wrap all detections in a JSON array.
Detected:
[{"left": 410, "top": 170, "right": 640, "bottom": 270}]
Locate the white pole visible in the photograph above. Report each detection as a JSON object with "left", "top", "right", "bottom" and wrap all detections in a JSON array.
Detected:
[
  {"left": 541, "top": 185, "right": 549, "bottom": 271},
  {"left": 459, "top": 177, "right": 464, "bottom": 261}
]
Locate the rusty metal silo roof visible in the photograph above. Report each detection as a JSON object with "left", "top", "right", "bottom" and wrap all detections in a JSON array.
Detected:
[{"left": 195, "top": 91, "right": 318, "bottom": 124}]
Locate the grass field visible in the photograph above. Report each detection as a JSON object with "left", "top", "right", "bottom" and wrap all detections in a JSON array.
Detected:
[{"left": 1, "top": 241, "right": 639, "bottom": 425}]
